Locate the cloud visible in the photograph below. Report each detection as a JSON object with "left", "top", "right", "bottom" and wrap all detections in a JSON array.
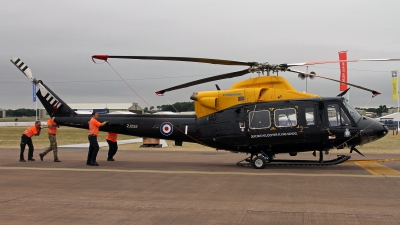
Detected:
[{"left": 1, "top": 0, "right": 400, "bottom": 110}]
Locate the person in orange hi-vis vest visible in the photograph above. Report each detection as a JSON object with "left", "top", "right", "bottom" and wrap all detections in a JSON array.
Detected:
[
  {"left": 20, "top": 120, "right": 41, "bottom": 162},
  {"left": 106, "top": 132, "right": 118, "bottom": 161},
  {"left": 39, "top": 117, "right": 61, "bottom": 162},
  {"left": 87, "top": 112, "right": 107, "bottom": 166}
]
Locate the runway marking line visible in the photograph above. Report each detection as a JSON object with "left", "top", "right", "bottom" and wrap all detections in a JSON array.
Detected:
[
  {"left": 1, "top": 166, "right": 400, "bottom": 178},
  {"left": 346, "top": 158, "right": 400, "bottom": 163},
  {"left": 354, "top": 162, "right": 400, "bottom": 175}
]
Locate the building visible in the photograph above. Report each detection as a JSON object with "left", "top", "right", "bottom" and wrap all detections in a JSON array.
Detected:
[
  {"left": 378, "top": 112, "right": 400, "bottom": 130},
  {"left": 388, "top": 107, "right": 400, "bottom": 114},
  {"left": 356, "top": 109, "right": 366, "bottom": 116},
  {"left": 37, "top": 102, "right": 143, "bottom": 118}
]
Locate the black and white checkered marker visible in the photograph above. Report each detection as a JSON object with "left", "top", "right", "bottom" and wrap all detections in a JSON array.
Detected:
[{"left": 10, "top": 57, "right": 37, "bottom": 83}]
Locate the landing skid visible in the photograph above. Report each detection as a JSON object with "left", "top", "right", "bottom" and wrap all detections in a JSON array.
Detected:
[
  {"left": 237, "top": 155, "right": 351, "bottom": 167},
  {"left": 236, "top": 157, "right": 257, "bottom": 167}
]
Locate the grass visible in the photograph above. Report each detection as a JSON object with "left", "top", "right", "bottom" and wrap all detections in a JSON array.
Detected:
[
  {"left": 347, "top": 131, "right": 400, "bottom": 154},
  {"left": 0, "top": 126, "right": 215, "bottom": 151},
  {"left": 1, "top": 127, "right": 92, "bottom": 148},
  {"left": 0, "top": 126, "right": 399, "bottom": 154}
]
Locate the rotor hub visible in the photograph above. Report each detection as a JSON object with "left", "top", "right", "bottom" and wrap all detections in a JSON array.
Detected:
[{"left": 249, "top": 63, "right": 289, "bottom": 75}]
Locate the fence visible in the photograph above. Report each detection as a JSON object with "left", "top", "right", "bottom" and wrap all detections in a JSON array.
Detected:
[{"left": 0, "top": 121, "right": 46, "bottom": 127}]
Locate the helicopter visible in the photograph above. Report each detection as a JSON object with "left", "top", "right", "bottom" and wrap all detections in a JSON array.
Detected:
[{"left": 10, "top": 55, "right": 396, "bottom": 169}]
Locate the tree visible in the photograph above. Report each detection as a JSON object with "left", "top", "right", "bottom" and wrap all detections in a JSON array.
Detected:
[
  {"left": 5, "top": 108, "right": 35, "bottom": 117},
  {"left": 376, "top": 105, "right": 388, "bottom": 116},
  {"left": 5, "top": 109, "right": 14, "bottom": 117},
  {"left": 143, "top": 107, "right": 150, "bottom": 113},
  {"left": 160, "top": 102, "right": 194, "bottom": 112}
]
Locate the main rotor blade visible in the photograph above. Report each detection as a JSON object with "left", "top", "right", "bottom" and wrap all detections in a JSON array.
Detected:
[
  {"left": 155, "top": 68, "right": 250, "bottom": 95},
  {"left": 288, "top": 58, "right": 400, "bottom": 67},
  {"left": 92, "top": 55, "right": 255, "bottom": 66},
  {"left": 288, "top": 69, "right": 381, "bottom": 97}
]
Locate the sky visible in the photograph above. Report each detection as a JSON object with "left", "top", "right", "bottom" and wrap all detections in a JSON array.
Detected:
[{"left": 1, "top": 0, "right": 400, "bottom": 110}]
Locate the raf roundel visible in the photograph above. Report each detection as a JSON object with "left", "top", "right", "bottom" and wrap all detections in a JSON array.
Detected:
[{"left": 160, "top": 122, "right": 173, "bottom": 136}]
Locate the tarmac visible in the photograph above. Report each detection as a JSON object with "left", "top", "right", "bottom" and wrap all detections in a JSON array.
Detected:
[{"left": 1, "top": 147, "right": 400, "bottom": 225}]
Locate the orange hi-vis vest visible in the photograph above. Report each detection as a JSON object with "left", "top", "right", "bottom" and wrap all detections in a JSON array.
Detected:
[
  {"left": 106, "top": 132, "right": 118, "bottom": 142},
  {"left": 89, "top": 118, "right": 101, "bottom": 136},
  {"left": 47, "top": 119, "right": 57, "bottom": 135},
  {"left": 23, "top": 125, "right": 39, "bottom": 138}
]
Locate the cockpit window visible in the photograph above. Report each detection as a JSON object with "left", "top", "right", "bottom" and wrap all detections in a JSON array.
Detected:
[
  {"left": 340, "top": 108, "right": 351, "bottom": 125},
  {"left": 342, "top": 99, "right": 362, "bottom": 123},
  {"left": 327, "top": 103, "right": 352, "bottom": 127}
]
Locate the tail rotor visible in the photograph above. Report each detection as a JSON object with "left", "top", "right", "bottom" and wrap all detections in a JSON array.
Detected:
[{"left": 10, "top": 57, "right": 75, "bottom": 117}]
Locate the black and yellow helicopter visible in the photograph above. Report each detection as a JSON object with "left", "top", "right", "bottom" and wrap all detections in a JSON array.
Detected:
[{"left": 11, "top": 55, "right": 396, "bottom": 169}]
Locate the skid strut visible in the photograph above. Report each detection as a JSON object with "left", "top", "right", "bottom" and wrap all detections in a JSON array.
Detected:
[{"left": 236, "top": 150, "right": 269, "bottom": 167}]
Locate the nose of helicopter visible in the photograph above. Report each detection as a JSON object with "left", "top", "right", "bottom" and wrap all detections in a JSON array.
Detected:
[{"left": 359, "top": 117, "right": 389, "bottom": 145}]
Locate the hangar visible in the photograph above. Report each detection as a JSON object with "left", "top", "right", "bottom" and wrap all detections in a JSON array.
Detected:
[{"left": 378, "top": 112, "right": 400, "bottom": 130}]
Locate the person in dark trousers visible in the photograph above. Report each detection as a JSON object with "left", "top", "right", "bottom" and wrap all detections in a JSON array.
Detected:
[
  {"left": 39, "top": 117, "right": 61, "bottom": 162},
  {"left": 20, "top": 121, "right": 41, "bottom": 162},
  {"left": 106, "top": 132, "right": 118, "bottom": 161},
  {"left": 87, "top": 112, "right": 107, "bottom": 166}
]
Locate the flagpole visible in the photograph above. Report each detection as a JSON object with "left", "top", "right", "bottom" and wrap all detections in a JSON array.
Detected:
[
  {"left": 33, "top": 81, "right": 37, "bottom": 121},
  {"left": 36, "top": 98, "right": 37, "bottom": 121},
  {"left": 346, "top": 51, "right": 349, "bottom": 101},
  {"left": 392, "top": 70, "right": 399, "bottom": 131}
]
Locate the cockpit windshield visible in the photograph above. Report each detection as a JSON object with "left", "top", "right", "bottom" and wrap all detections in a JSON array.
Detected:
[{"left": 342, "top": 99, "right": 362, "bottom": 123}]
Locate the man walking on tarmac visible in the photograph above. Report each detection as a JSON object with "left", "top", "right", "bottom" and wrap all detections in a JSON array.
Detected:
[
  {"left": 20, "top": 121, "right": 41, "bottom": 162},
  {"left": 39, "top": 117, "right": 61, "bottom": 162},
  {"left": 87, "top": 112, "right": 107, "bottom": 166},
  {"left": 106, "top": 132, "right": 118, "bottom": 161}
]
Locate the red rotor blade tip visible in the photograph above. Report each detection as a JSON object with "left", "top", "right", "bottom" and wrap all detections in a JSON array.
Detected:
[
  {"left": 92, "top": 55, "right": 109, "bottom": 62},
  {"left": 372, "top": 91, "right": 381, "bottom": 98},
  {"left": 155, "top": 90, "right": 165, "bottom": 96}
]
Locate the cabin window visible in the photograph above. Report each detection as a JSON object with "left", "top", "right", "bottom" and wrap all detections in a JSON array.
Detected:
[
  {"left": 274, "top": 108, "right": 297, "bottom": 127},
  {"left": 305, "top": 107, "right": 315, "bottom": 125},
  {"left": 249, "top": 110, "right": 271, "bottom": 129},
  {"left": 327, "top": 104, "right": 351, "bottom": 126}
]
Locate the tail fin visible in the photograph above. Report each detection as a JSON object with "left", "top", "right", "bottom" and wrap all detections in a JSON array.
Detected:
[{"left": 10, "top": 57, "right": 76, "bottom": 117}]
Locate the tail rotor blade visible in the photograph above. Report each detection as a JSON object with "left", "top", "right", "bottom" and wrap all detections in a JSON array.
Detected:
[{"left": 10, "top": 57, "right": 36, "bottom": 83}]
